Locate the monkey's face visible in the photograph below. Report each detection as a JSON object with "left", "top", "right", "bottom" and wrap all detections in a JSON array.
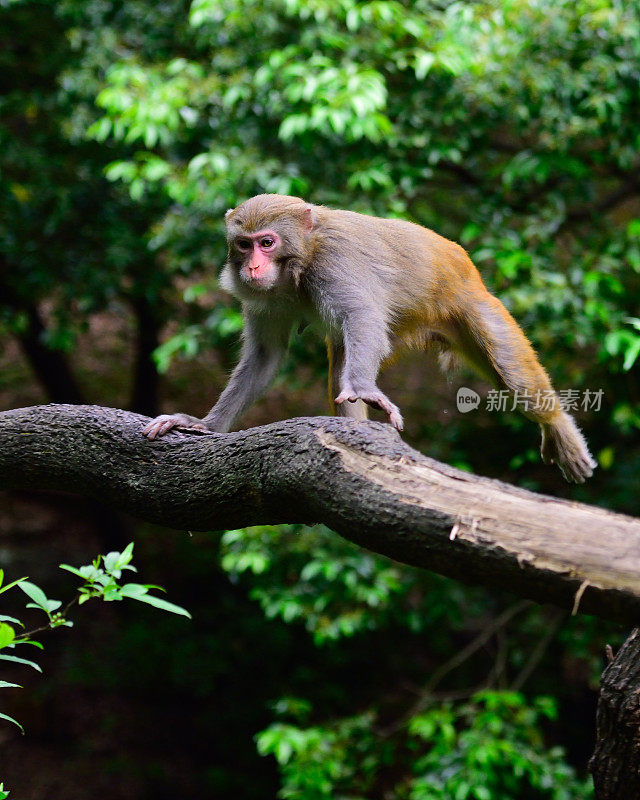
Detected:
[
  {"left": 229, "top": 228, "right": 285, "bottom": 292},
  {"left": 223, "top": 196, "right": 315, "bottom": 296}
]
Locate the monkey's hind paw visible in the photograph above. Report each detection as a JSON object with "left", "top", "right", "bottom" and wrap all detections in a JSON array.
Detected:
[
  {"left": 335, "top": 388, "right": 404, "bottom": 432},
  {"left": 142, "top": 413, "right": 210, "bottom": 440}
]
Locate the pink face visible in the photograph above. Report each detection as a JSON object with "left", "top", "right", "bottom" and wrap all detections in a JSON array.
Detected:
[{"left": 235, "top": 230, "right": 281, "bottom": 286}]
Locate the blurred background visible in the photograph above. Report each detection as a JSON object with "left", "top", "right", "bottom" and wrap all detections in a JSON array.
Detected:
[{"left": 1, "top": 0, "right": 639, "bottom": 797}]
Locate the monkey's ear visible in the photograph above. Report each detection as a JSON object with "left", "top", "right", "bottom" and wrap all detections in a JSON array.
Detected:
[{"left": 302, "top": 206, "right": 315, "bottom": 233}]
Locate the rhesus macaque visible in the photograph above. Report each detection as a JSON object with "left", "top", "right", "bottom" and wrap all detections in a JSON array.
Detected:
[{"left": 143, "top": 194, "right": 597, "bottom": 483}]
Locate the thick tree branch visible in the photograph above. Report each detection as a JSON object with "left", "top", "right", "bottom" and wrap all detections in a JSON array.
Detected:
[{"left": 1, "top": 404, "right": 640, "bottom": 624}]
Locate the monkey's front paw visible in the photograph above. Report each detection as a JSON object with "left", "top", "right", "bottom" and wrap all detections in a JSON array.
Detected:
[
  {"left": 335, "top": 388, "right": 404, "bottom": 431},
  {"left": 142, "top": 414, "right": 210, "bottom": 440}
]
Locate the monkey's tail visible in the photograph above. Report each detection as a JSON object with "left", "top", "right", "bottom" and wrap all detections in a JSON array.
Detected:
[{"left": 540, "top": 413, "right": 597, "bottom": 483}]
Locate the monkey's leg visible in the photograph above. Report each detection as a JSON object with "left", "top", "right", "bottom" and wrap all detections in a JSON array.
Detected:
[
  {"left": 454, "top": 294, "right": 596, "bottom": 482},
  {"left": 327, "top": 339, "right": 369, "bottom": 422},
  {"left": 332, "top": 313, "right": 404, "bottom": 431},
  {"left": 143, "top": 314, "right": 287, "bottom": 439}
]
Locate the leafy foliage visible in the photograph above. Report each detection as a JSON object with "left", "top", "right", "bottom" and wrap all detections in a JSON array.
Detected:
[
  {"left": 406, "top": 693, "right": 592, "bottom": 800},
  {"left": 257, "top": 692, "right": 592, "bottom": 800},
  {"left": 222, "top": 526, "right": 410, "bottom": 643}
]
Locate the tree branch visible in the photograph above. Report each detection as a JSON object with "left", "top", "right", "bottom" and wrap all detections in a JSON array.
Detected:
[{"left": 1, "top": 404, "right": 640, "bottom": 624}]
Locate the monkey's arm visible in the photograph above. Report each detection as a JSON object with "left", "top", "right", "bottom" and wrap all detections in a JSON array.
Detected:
[
  {"left": 142, "top": 312, "right": 289, "bottom": 439},
  {"left": 200, "top": 312, "right": 288, "bottom": 433}
]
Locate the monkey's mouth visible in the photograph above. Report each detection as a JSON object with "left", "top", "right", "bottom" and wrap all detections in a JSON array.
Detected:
[{"left": 243, "top": 270, "right": 275, "bottom": 290}]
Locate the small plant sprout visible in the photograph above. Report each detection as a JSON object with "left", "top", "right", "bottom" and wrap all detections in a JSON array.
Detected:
[{"left": 59, "top": 542, "right": 191, "bottom": 617}]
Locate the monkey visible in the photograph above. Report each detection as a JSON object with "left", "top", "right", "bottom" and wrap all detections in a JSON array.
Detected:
[{"left": 142, "top": 193, "right": 597, "bottom": 483}]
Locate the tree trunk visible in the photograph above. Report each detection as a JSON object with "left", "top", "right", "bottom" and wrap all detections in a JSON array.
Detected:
[
  {"left": 591, "top": 629, "right": 640, "bottom": 798},
  {"left": 0, "top": 276, "right": 84, "bottom": 404},
  {"left": 15, "top": 304, "right": 85, "bottom": 404},
  {"left": 129, "top": 295, "right": 160, "bottom": 417}
]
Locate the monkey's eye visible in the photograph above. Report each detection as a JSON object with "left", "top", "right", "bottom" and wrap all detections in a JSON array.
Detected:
[
  {"left": 259, "top": 237, "right": 276, "bottom": 249},
  {"left": 235, "top": 238, "right": 252, "bottom": 252}
]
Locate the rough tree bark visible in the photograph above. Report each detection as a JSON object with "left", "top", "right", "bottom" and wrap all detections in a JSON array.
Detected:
[
  {"left": 1, "top": 403, "right": 639, "bottom": 796},
  {"left": 590, "top": 629, "right": 640, "bottom": 798},
  {"left": 1, "top": 404, "right": 640, "bottom": 624}
]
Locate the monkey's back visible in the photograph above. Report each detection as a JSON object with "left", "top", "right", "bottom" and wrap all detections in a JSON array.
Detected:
[{"left": 314, "top": 206, "right": 485, "bottom": 329}]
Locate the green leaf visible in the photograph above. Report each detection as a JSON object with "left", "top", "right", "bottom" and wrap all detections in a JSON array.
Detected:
[
  {"left": 59, "top": 564, "right": 89, "bottom": 579},
  {"left": 0, "top": 576, "right": 29, "bottom": 595},
  {"left": 623, "top": 340, "right": 640, "bottom": 371},
  {"left": 116, "top": 542, "right": 135, "bottom": 568},
  {"left": 0, "top": 654, "right": 42, "bottom": 671},
  {"left": 0, "top": 616, "right": 23, "bottom": 626},
  {"left": 87, "top": 116, "right": 112, "bottom": 142},
  {"left": 18, "top": 580, "right": 49, "bottom": 610},
  {"left": 127, "top": 593, "right": 192, "bottom": 618},
  {"left": 0, "top": 711, "right": 24, "bottom": 734},
  {"left": 415, "top": 51, "right": 436, "bottom": 80},
  {"left": 104, "top": 160, "right": 137, "bottom": 183},
  {"left": 119, "top": 583, "right": 149, "bottom": 598},
  {"left": 0, "top": 624, "right": 15, "bottom": 649},
  {"left": 14, "top": 639, "right": 43, "bottom": 649}
]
